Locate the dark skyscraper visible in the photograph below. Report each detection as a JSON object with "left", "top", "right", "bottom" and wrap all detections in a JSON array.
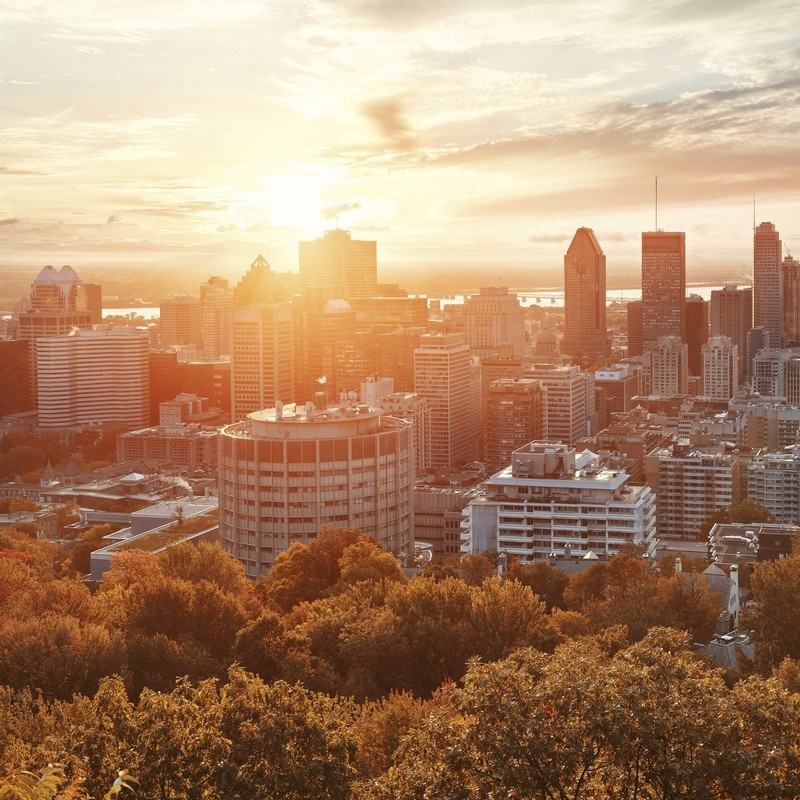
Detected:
[
  {"left": 562, "top": 228, "right": 608, "bottom": 362},
  {"left": 684, "top": 294, "right": 708, "bottom": 377},
  {"left": 641, "top": 231, "right": 686, "bottom": 350}
]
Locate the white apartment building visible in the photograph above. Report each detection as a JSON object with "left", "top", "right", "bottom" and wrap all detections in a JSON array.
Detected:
[
  {"left": 218, "top": 402, "right": 414, "bottom": 576},
  {"left": 650, "top": 335, "right": 688, "bottom": 397},
  {"left": 747, "top": 445, "right": 800, "bottom": 524},
  {"left": 702, "top": 335, "right": 738, "bottom": 401},
  {"left": 36, "top": 327, "right": 149, "bottom": 429},
  {"left": 461, "top": 442, "right": 656, "bottom": 562}
]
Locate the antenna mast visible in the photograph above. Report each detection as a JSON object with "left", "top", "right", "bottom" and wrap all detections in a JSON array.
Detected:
[{"left": 655, "top": 175, "right": 658, "bottom": 231}]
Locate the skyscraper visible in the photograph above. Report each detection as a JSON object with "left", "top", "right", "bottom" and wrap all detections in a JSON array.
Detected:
[
  {"left": 159, "top": 296, "right": 203, "bottom": 354},
  {"left": 684, "top": 294, "right": 708, "bottom": 377},
  {"left": 299, "top": 229, "right": 377, "bottom": 299},
  {"left": 200, "top": 276, "right": 233, "bottom": 359},
  {"left": 463, "top": 287, "right": 526, "bottom": 357},
  {"left": 753, "top": 221, "right": 783, "bottom": 348},
  {"left": 782, "top": 253, "right": 800, "bottom": 347},
  {"left": 414, "top": 332, "right": 472, "bottom": 469},
  {"left": 36, "top": 328, "right": 149, "bottom": 429},
  {"left": 231, "top": 304, "right": 297, "bottom": 421},
  {"left": 562, "top": 227, "right": 608, "bottom": 362},
  {"left": 702, "top": 335, "right": 737, "bottom": 401},
  {"left": 710, "top": 285, "right": 752, "bottom": 387},
  {"left": 641, "top": 231, "right": 685, "bottom": 350},
  {"left": 650, "top": 335, "right": 688, "bottom": 397}
]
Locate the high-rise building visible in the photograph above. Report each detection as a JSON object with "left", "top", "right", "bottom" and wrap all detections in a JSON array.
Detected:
[
  {"left": 783, "top": 253, "right": 800, "bottom": 347},
  {"left": 380, "top": 391, "right": 432, "bottom": 474},
  {"left": 14, "top": 265, "right": 95, "bottom": 407},
  {"left": 684, "top": 294, "right": 708, "bottom": 377},
  {"left": 177, "top": 360, "right": 232, "bottom": 417},
  {"left": 231, "top": 304, "right": 297, "bottom": 421},
  {"left": 594, "top": 363, "right": 641, "bottom": 417},
  {"left": 754, "top": 222, "right": 783, "bottom": 348},
  {"left": 414, "top": 332, "right": 472, "bottom": 469},
  {"left": 650, "top": 335, "right": 688, "bottom": 397},
  {"left": 463, "top": 287, "right": 526, "bottom": 357},
  {"left": 299, "top": 229, "right": 377, "bottom": 299},
  {"left": 748, "top": 445, "right": 800, "bottom": 524},
  {"left": 36, "top": 328, "right": 149, "bottom": 429},
  {"left": 159, "top": 296, "right": 203, "bottom": 354},
  {"left": 218, "top": 402, "right": 414, "bottom": 576},
  {"left": 484, "top": 378, "right": 542, "bottom": 473},
  {"left": 710, "top": 285, "right": 752, "bottom": 386},
  {"left": 525, "top": 363, "right": 598, "bottom": 444},
  {"left": 200, "top": 276, "right": 233, "bottom": 359},
  {"left": 746, "top": 326, "right": 770, "bottom": 384},
  {"left": 0, "top": 340, "right": 31, "bottom": 415},
  {"left": 641, "top": 231, "right": 686, "bottom": 349},
  {"left": 149, "top": 350, "right": 181, "bottom": 425},
  {"left": 233, "top": 254, "right": 299, "bottom": 307},
  {"left": 562, "top": 228, "right": 608, "bottom": 362},
  {"left": 702, "top": 335, "right": 738, "bottom": 401},
  {"left": 645, "top": 440, "right": 739, "bottom": 539},
  {"left": 626, "top": 301, "right": 643, "bottom": 357},
  {"left": 461, "top": 442, "right": 656, "bottom": 561}
]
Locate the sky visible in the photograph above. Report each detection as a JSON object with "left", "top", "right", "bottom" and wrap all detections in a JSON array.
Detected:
[{"left": 1, "top": 0, "right": 799, "bottom": 282}]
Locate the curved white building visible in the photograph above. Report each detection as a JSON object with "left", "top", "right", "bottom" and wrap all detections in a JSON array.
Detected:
[{"left": 218, "top": 402, "right": 414, "bottom": 576}]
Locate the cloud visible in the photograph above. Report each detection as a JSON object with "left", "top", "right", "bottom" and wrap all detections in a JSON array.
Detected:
[
  {"left": 106, "top": 215, "right": 121, "bottom": 224},
  {"left": 0, "top": 218, "right": 20, "bottom": 227},
  {"left": 361, "top": 96, "right": 415, "bottom": 149},
  {"left": 322, "top": 200, "right": 361, "bottom": 220}
]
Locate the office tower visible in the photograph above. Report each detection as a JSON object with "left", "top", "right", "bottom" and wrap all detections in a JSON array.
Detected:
[
  {"left": 159, "top": 296, "right": 203, "bottom": 353},
  {"left": 463, "top": 287, "right": 526, "bottom": 357},
  {"left": 594, "top": 363, "right": 641, "bottom": 417},
  {"left": 380, "top": 391, "right": 432, "bottom": 474},
  {"left": 233, "top": 254, "right": 298, "bottom": 307},
  {"left": 373, "top": 328, "right": 423, "bottom": 393},
  {"left": 754, "top": 222, "right": 783, "bottom": 348},
  {"left": 525, "top": 363, "right": 598, "bottom": 444},
  {"left": 462, "top": 442, "right": 656, "bottom": 561},
  {"left": 684, "top": 294, "right": 708, "bottom": 377},
  {"left": 231, "top": 304, "right": 297, "bottom": 421},
  {"left": 218, "top": 402, "right": 414, "bottom": 576},
  {"left": 301, "top": 289, "right": 358, "bottom": 403},
  {"left": 148, "top": 350, "right": 180, "bottom": 425},
  {"left": 702, "top": 336, "right": 738, "bottom": 401},
  {"left": 299, "top": 229, "right": 377, "bottom": 299},
  {"left": 783, "top": 253, "right": 800, "bottom": 346},
  {"left": 0, "top": 340, "right": 31, "bottom": 415},
  {"left": 348, "top": 295, "right": 428, "bottom": 327},
  {"left": 710, "top": 285, "right": 752, "bottom": 386},
  {"left": 200, "top": 276, "right": 233, "bottom": 359},
  {"left": 751, "top": 349, "right": 793, "bottom": 398},
  {"left": 177, "top": 360, "right": 232, "bottom": 417},
  {"left": 484, "top": 378, "right": 542, "bottom": 473},
  {"left": 14, "top": 265, "right": 94, "bottom": 406},
  {"left": 626, "top": 300, "right": 643, "bottom": 357},
  {"left": 650, "top": 335, "right": 688, "bottom": 397},
  {"left": 641, "top": 231, "right": 686, "bottom": 349},
  {"left": 645, "top": 440, "right": 739, "bottom": 539},
  {"left": 83, "top": 283, "right": 103, "bottom": 324},
  {"left": 414, "top": 332, "right": 472, "bottom": 469},
  {"left": 36, "top": 328, "right": 149, "bottom": 429},
  {"left": 562, "top": 228, "right": 609, "bottom": 362}
]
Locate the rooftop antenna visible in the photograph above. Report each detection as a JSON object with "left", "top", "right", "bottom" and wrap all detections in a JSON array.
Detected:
[
  {"left": 654, "top": 175, "right": 658, "bottom": 231},
  {"left": 753, "top": 195, "right": 756, "bottom": 233}
]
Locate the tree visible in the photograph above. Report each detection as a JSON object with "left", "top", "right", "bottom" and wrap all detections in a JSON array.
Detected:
[
  {"left": 747, "top": 552, "right": 800, "bottom": 671},
  {"left": 507, "top": 559, "right": 569, "bottom": 610}
]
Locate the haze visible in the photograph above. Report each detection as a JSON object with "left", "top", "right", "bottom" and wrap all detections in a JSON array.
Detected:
[{"left": 1, "top": 0, "right": 798, "bottom": 281}]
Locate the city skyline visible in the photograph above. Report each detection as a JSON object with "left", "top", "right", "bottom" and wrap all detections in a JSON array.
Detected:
[{"left": 1, "top": 1, "right": 798, "bottom": 276}]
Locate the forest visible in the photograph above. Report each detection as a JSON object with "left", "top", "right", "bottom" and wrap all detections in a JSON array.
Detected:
[{"left": 1, "top": 525, "right": 800, "bottom": 799}]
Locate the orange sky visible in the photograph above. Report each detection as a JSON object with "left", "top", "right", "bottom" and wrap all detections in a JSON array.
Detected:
[{"left": 0, "top": 1, "right": 798, "bottom": 279}]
